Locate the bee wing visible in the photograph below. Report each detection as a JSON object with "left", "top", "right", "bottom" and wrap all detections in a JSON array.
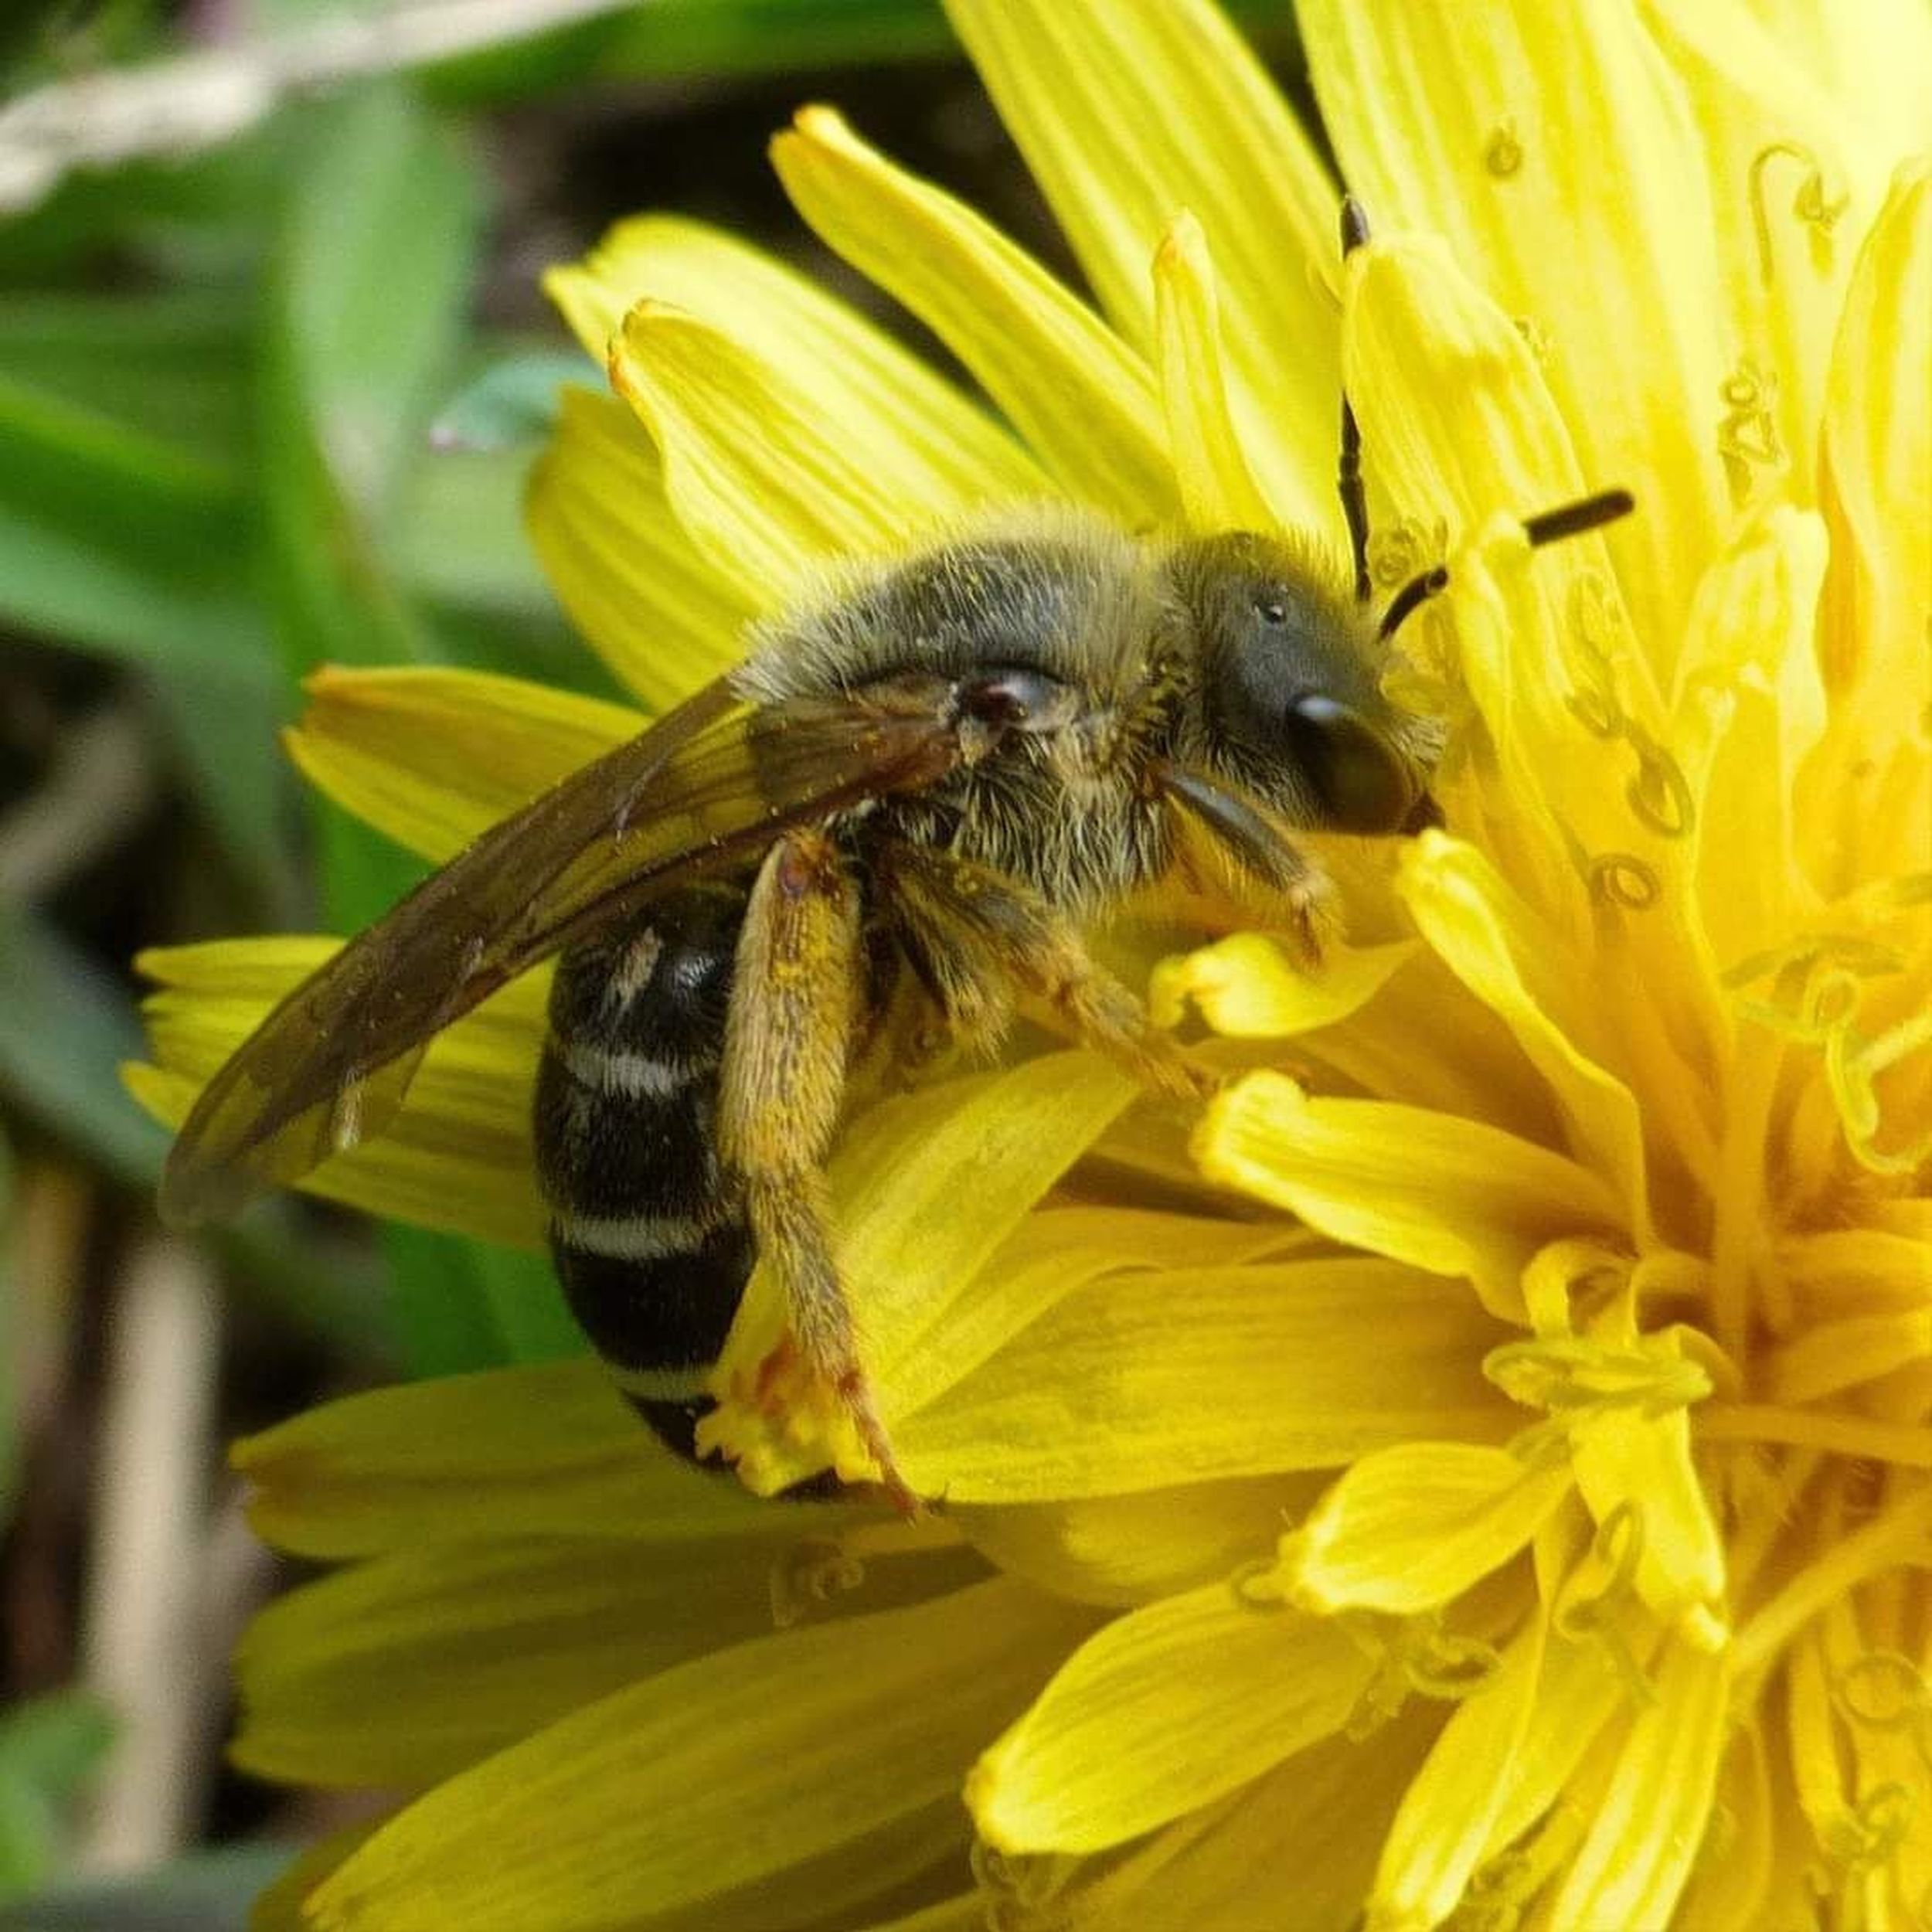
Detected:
[{"left": 160, "top": 678, "right": 961, "bottom": 1223}]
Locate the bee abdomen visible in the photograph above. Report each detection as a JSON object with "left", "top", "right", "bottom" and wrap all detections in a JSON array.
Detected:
[{"left": 534, "top": 883, "right": 750, "bottom": 1460}]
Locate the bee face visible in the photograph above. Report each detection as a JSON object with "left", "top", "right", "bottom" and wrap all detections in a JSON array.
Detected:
[{"left": 1165, "top": 530, "right": 1425, "bottom": 836}]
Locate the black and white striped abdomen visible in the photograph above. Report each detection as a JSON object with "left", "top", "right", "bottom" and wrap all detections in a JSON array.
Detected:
[{"left": 533, "top": 879, "right": 753, "bottom": 1460}]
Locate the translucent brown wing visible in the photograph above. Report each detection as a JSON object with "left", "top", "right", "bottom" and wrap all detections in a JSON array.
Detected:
[{"left": 159, "top": 678, "right": 961, "bottom": 1223}]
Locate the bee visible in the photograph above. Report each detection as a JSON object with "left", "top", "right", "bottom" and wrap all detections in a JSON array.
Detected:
[{"left": 160, "top": 202, "right": 1631, "bottom": 1506}]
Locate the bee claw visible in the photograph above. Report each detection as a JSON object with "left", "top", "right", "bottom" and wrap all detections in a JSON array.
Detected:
[
  {"left": 821, "top": 1361, "right": 919, "bottom": 1515},
  {"left": 1280, "top": 876, "right": 1339, "bottom": 971},
  {"left": 1160, "top": 1053, "right": 1221, "bottom": 1104}
]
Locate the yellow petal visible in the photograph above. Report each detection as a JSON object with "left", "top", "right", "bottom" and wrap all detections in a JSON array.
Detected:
[
  {"left": 833, "top": 1057, "right": 1139, "bottom": 1392},
  {"left": 284, "top": 665, "right": 641, "bottom": 863},
  {"left": 1490, "top": 1303, "right": 1729, "bottom": 1631},
  {"left": 1151, "top": 212, "right": 1272, "bottom": 532},
  {"left": 1335, "top": 237, "right": 1735, "bottom": 981},
  {"left": 1672, "top": 1723, "right": 1778, "bottom": 1932},
  {"left": 954, "top": 1473, "right": 1323, "bottom": 1611},
  {"left": 1782, "top": 1619, "right": 1848, "bottom": 1846},
  {"left": 1639, "top": 2, "right": 1878, "bottom": 517},
  {"left": 1367, "top": 1611, "right": 1550, "bottom": 1931},
  {"left": 703, "top": 1054, "right": 1137, "bottom": 1494},
  {"left": 1275, "top": 1443, "right": 1573, "bottom": 1617},
  {"left": 1250, "top": 937, "right": 1559, "bottom": 1138},
  {"left": 1570, "top": 1400, "right": 1728, "bottom": 1627},
  {"left": 1780, "top": 1226, "right": 1932, "bottom": 1323},
  {"left": 1149, "top": 931, "right": 1416, "bottom": 1037},
  {"left": 610, "top": 301, "right": 899, "bottom": 591},
  {"left": 234, "top": 1526, "right": 985, "bottom": 1788},
  {"left": 1064, "top": 1713, "right": 1438, "bottom": 1932},
  {"left": 772, "top": 106, "right": 1175, "bottom": 526},
  {"left": 1739, "top": 0, "right": 1932, "bottom": 191},
  {"left": 1674, "top": 507, "right": 1828, "bottom": 969},
  {"left": 968, "top": 1580, "right": 1373, "bottom": 1854},
  {"left": 1548, "top": 1636, "right": 1730, "bottom": 1926},
  {"left": 1196, "top": 1070, "right": 1624, "bottom": 1320},
  {"left": 1304, "top": 0, "right": 1728, "bottom": 651},
  {"left": 1398, "top": 832, "right": 1651, "bottom": 1240},
  {"left": 899, "top": 1257, "right": 1505, "bottom": 1502},
  {"left": 231, "top": 1360, "right": 784, "bottom": 1559},
  {"left": 857, "top": 1900, "right": 985, "bottom": 1932},
  {"left": 251, "top": 1822, "right": 383, "bottom": 1932},
  {"left": 305, "top": 1580, "right": 1088, "bottom": 1930},
  {"left": 1476, "top": 1600, "right": 1638, "bottom": 1862},
  {"left": 1816, "top": 162, "right": 1931, "bottom": 759},
  {"left": 944, "top": 0, "right": 1342, "bottom": 533},
  {"left": 526, "top": 386, "right": 757, "bottom": 705},
  {"left": 631, "top": 1801, "right": 970, "bottom": 1932},
  {"left": 886, "top": 1202, "right": 1293, "bottom": 1425},
  {"left": 1764, "top": 1306, "right": 1932, "bottom": 1406},
  {"left": 612, "top": 298, "right": 1029, "bottom": 596},
  {"left": 1341, "top": 226, "right": 1662, "bottom": 737},
  {"left": 549, "top": 215, "right": 1039, "bottom": 507},
  {"left": 131, "top": 938, "right": 546, "bottom": 1250}
]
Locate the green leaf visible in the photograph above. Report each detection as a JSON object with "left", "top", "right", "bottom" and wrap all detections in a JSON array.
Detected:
[
  {"left": 393, "top": 441, "right": 560, "bottom": 624},
  {"left": 0, "top": 290, "right": 253, "bottom": 461},
  {"left": 428, "top": 351, "right": 585, "bottom": 454},
  {"left": 253, "top": 83, "right": 481, "bottom": 685},
  {"left": 423, "top": 0, "right": 962, "bottom": 97},
  {"left": 0, "top": 1843, "right": 292, "bottom": 1930},
  {"left": 0, "top": 505, "right": 263, "bottom": 673},
  {"left": 383, "top": 1226, "right": 585, "bottom": 1379},
  {"left": 0, "top": 323, "right": 269, "bottom": 676},
  {"left": 0, "top": 903, "right": 169, "bottom": 1189},
  {"left": 0, "top": 128, "right": 280, "bottom": 284},
  {"left": 0, "top": 1692, "right": 116, "bottom": 1903},
  {"left": 403, "top": 365, "right": 604, "bottom": 689},
  {"left": 423, "top": 0, "right": 1296, "bottom": 95},
  {"left": 0, "top": 1127, "right": 16, "bottom": 1526},
  {"left": 268, "top": 85, "right": 483, "bottom": 536},
  {"left": 143, "top": 658, "right": 303, "bottom": 926}
]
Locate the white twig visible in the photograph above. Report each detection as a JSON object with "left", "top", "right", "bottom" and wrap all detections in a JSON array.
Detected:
[
  {"left": 0, "top": 0, "right": 645, "bottom": 213},
  {"left": 76, "top": 1235, "right": 222, "bottom": 1874},
  {"left": 0, "top": 706, "right": 154, "bottom": 903}
]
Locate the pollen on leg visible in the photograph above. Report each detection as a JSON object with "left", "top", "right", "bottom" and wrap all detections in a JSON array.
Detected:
[
  {"left": 701, "top": 1323, "right": 889, "bottom": 1499},
  {"left": 752, "top": 1332, "right": 802, "bottom": 1409}
]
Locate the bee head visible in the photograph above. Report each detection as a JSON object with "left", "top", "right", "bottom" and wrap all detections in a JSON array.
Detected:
[{"left": 1162, "top": 530, "right": 1428, "bottom": 835}]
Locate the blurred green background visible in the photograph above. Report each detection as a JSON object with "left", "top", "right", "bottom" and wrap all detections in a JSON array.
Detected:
[{"left": 0, "top": 1, "right": 1297, "bottom": 1920}]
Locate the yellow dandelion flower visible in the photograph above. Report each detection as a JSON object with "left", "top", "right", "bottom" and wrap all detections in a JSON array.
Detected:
[{"left": 130, "top": 0, "right": 1931, "bottom": 1926}]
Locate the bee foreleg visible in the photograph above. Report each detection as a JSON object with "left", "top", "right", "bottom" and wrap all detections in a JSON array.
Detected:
[
  {"left": 719, "top": 831, "right": 913, "bottom": 1510},
  {"left": 1155, "top": 764, "right": 1337, "bottom": 966},
  {"left": 879, "top": 842, "right": 1212, "bottom": 1103}
]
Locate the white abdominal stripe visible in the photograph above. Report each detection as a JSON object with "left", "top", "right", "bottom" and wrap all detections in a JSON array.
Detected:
[
  {"left": 561, "top": 1039, "right": 719, "bottom": 1097},
  {"left": 549, "top": 1208, "right": 723, "bottom": 1260}
]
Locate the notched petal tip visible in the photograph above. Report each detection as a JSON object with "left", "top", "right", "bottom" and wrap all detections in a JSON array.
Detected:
[{"left": 772, "top": 87, "right": 1172, "bottom": 523}]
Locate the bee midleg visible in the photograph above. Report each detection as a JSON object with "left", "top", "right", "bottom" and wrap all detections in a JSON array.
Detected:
[
  {"left": 879, "top": 842, "right": 1212, "bottom": 1102},
  {"left": 718, "top": 831, "right": 912, "bottom": 1505}
]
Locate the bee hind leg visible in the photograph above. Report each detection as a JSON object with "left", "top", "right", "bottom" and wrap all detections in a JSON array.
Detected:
[
  {"left": 880, "top": 842, "right": 1213, "bottom": 1103},
  {"left": 719, "top": 831, "right": 917, "bottom": 1512}
]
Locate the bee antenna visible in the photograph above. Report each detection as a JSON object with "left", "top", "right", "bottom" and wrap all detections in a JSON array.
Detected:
[
  {"left": 1376, "top": 487, "right": 1635, "bottom": 643},
  {"left": 1376, "top": 566, "right": 1448, "bottom": 642},
  {"left": 1523, "top": 487, "right": 1635, "bottom": 547},
  {"left": 1337, "top": 196, "right": 1373, "bottom": 606}
]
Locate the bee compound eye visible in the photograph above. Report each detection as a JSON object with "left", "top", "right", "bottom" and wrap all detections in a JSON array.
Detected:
[{"left": 1284, "top": 694, "right": 1417, "bottom": 833}]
